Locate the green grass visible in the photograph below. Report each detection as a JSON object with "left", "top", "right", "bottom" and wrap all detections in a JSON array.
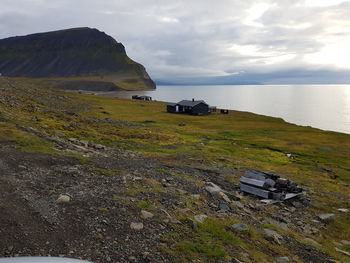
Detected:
[
  {"left": 156, "top": 168, "right": 172, "bottom": 175},
  {"left": 166, "top": 218, "right": 242, "bottom": 261},
  {"left": 90, "top": 168, "right": 121, "bottom": 176},
  {"left": 1, "top": 78, "right": 350, "bottom": 261},
  {"left": 137, "top": 201, "right": 151, "bottom": 209}
]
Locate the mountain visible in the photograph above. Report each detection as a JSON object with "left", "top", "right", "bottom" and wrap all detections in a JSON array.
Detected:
[{"left": 0, "top": 27, "right": 155, "bottom": 90}]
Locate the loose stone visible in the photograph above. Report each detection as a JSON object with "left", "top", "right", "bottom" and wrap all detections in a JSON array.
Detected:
[{"left": 130, "top": 222, "right": 144, "bottom": 230}]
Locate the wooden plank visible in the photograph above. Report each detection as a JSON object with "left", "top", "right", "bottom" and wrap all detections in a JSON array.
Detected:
[
  {"left": 240, "top": 183, "right": 271, "bottom": 199},
  {"left": 240, "top": 177, "right": 266, "bottom": 188}
]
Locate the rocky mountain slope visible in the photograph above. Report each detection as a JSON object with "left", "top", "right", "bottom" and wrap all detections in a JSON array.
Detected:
[{"left": 0, "top": 28, "right": 155, "bottom": 90}]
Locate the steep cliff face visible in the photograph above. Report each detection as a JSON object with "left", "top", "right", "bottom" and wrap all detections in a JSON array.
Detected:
[{"left": 0, "top": 27, "right": 155, "bottom": 90}]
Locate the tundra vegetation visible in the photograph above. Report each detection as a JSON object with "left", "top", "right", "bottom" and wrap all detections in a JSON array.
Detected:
[{"left": 0, "top": 77, "right": 349, "bottom": 262}]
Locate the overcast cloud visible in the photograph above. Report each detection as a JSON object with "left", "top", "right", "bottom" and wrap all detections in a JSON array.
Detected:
[{"left": 1, "top": 0, "right": 350, "bottom": 83}]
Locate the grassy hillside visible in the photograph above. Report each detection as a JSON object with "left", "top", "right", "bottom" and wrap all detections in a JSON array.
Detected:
[{"left": 0, "top": 77, "right": 349, "bottom": 262}]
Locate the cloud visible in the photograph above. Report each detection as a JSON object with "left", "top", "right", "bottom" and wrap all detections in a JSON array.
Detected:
[{"left": 1, "top": 0, "right": 350, "bottom": 83}]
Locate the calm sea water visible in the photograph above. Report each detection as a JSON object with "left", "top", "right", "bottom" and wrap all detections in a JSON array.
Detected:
[{"left": 96, "top": 85, "right": 350, "bottom": 134}]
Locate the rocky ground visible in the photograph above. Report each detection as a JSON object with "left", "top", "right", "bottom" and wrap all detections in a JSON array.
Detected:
[
  {"left": 0, "top": 133, "right": 339, "bottom": 263},
  {"left": 0, "top": 77, "right": 349, "bottom": 263}
]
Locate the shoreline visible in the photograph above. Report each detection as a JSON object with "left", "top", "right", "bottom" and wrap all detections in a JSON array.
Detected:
[{"left": 69, "top": 88, "right": 350, "bottom": 135}]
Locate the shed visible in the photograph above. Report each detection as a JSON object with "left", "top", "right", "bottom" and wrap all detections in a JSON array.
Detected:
[{"left": 209, "top": 106, "right": 217, "bottom": 113}]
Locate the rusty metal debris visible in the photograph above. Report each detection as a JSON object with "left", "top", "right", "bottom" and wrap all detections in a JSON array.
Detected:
[{"left": 239, "top": 170, "right": 303, "bottom": 202}]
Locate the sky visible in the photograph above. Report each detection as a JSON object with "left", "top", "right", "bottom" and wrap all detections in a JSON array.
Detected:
[{"left": 1, "top": 0, "right": 350, "bottom": 84}]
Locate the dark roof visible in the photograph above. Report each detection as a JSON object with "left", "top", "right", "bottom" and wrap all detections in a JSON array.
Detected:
[
  {"left": 178, "top": 100, "right": 208, "bottom": 107},
  {"left": 167, "top": 102, "right": 177, "bottom": 106}
]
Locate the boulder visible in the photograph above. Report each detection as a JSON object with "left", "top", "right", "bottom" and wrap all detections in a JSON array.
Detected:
[
  {"left": 262, "top": 228, "right": 283, "bottom": 245},
  {"left": 275, "top": 256, "right": 290, "bottom": 263},
  {"left": 55, "top": 194, "right": 71, "bottom": 204},
  {"left": 185, "top": 218, "right": 198, "bottom": 229},
  {"left": 231, "top": 223, "right": 248, "bottom": 232},
  {"left": 219, "top": 203, "right": 230, "bottom": 212},
  {"left": 218, "top": 191, "right": 231, "bottom": 203},
  {"left": 191, "top": 194, "right": 200, "bottom": 200},
  {"left": 337, "top": 208, "right": 349, "bottom": 213},
  {"left": 205, "top": 182, "right": 223, "bottom": 195},
  {"left": 304, "top": 238, "right": 321, "bottom": 246},
  {"left": 317, "top": 213, "right": 335, "bottom": 223},
  {"left": 231, "top": 201, "right": 244, "bottom": 209},
  {"left": 194, "top": 214, "right": 208, "bottom": 223},
  {"left": 130, "top": 222, "right": 144, "bottom": 230},
  {"left": 140, "top": 210, "right": 154, "bottom": 219}
]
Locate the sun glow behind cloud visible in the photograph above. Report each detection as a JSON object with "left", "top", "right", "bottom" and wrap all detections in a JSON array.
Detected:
[{"left": 305, "top": 37, "right": 350, "bottom": 68}]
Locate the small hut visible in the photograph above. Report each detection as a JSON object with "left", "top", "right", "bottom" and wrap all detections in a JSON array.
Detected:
[{"left": 167, "top": 99, "right": 210, "bottom": 115}]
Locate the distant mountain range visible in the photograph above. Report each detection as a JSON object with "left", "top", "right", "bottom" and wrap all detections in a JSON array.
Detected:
[
  {"left": 155, "top": 79, "right": 262, "bottom": 86},
  {"left": 156, "top": 68, "right": 350, "bottom": 86},
  {"left": 0, "top": 27, "right": 155, "bottom": 90}
]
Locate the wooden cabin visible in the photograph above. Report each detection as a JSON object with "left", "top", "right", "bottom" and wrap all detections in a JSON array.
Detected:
[{"left": 167, "top": 99, "right": 210, "bottom": 115}]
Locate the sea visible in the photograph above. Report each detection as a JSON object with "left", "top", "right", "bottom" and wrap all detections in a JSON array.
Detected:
[{"left": 95, "top": 84, "right": 350, "bottom": 135}]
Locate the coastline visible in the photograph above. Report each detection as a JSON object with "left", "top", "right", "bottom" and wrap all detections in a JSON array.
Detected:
[{"left": 73, "top": 84, "right": 350, "bottom": 135}]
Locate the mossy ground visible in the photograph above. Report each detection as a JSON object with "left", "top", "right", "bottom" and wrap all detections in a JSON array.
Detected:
[{"left": 0, "top": 77, "right": 349, "bottom": 262}]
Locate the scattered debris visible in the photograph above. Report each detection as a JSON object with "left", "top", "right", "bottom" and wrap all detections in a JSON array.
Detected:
[{"left": 239, "top": 170, "right": 303, "bottom": 201}]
